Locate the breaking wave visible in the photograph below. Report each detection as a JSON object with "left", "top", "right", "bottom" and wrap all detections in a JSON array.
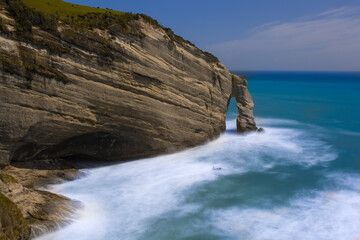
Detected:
[{"left": 36, "top": 118, "right": 358, "bottom": 240}]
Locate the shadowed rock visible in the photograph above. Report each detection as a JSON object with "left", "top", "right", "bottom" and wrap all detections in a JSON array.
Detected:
[
  {"left": 0, "top": 1, "right": 258, "bottom": 237},
  {"left": 0, "top": 1, "right": 256, "bottom": 166}
]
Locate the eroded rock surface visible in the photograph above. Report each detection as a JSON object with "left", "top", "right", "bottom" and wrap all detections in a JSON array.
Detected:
[
  {"left": 231, "top": 74, "right": 257, "bottom": 133},
  {"left": 0, "top": 1, "right": 257, "bottom": 237},
  {"left": 0, "top": 165, "right": 80, "bottom": 238},
  {"left": 0, "top": 192, "right": 31, "bottom": 240},
  {"left": 0, "top": 2, "right": 256, "bottom": 167}
]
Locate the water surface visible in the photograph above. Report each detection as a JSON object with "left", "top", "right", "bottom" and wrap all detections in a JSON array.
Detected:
[{"left": 38, "top": 71, "right": 360, "bottom": 240}]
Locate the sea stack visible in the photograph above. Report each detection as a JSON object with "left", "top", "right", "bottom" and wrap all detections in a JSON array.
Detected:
[{"left": 231, "top": 74, "right": 257, "bottom": 133}]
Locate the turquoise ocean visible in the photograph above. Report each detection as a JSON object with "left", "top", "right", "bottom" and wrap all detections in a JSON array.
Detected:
[{"left": 38, "top": 71, "right": 360, "bottom": 240}]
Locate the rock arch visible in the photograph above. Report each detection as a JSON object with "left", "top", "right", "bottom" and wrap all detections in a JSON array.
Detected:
[{"left": 229, "top": 74, "right": 257, "bottom": 133}]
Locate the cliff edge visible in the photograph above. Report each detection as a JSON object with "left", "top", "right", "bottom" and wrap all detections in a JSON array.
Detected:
[
  {"left": 0, "top": 0, "right": 257, "bottom": 236},
  {"left": 0, "top": 0, "right": 257, "bottom": 167}
]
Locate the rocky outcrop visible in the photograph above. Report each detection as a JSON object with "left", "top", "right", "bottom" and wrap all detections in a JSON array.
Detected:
[
  {"left": 0, "top": 165, "right": 79, "bottom": 238},
  {"left": 231, "top": 74, "right": 257, "bottom": 133},
  {"left": 0, "top": 0, "right": 257, "bottom": 237},
  {"left": 0, "top": 190, "right": 31, "bottom": 240},
  {"left": 0, "top": 1, "right": 256, "bottom": 167}
]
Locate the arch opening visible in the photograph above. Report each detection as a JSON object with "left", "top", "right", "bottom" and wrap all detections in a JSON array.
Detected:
[{"left": 227, "top": 74, "right": 258, "bottom": 133}]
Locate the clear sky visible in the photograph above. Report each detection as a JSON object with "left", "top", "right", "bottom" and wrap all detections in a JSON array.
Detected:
[{"left": 67, "top": 0, "right": 360, "bottom": 71}]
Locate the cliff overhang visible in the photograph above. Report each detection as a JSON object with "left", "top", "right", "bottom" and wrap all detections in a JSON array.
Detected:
[
  {"left": 0, "top": 0, "right": 257, "bottom": 236},
  {"left": 0, "top": 0, "right": 257, "bottom": 167}
]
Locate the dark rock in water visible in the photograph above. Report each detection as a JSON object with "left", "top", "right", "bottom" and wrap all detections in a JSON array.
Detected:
[
  {"left": 212, "top": 166, "right": 223, "bottom": 170},
  {"left": 257, "top": 128, "right": 265, "bottom": 133}
]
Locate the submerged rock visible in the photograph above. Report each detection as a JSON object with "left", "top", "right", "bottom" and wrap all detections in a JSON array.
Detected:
[
  {"left": 257, "top": 128, "right": 265, "bottom": 133},
  {"left": 212, "top": 166, "right": 223, "bottom": 170}
]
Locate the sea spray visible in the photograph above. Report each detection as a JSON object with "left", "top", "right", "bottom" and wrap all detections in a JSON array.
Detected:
[
  {"left": 38, "top": 72, "right": 360, "bottom": 240},
  {"left": 37, "top": 118, "right": 353, "bottom": 240}
]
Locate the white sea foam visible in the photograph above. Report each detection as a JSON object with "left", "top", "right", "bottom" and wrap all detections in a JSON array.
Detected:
[
  {"left": 37, "top": 119, "right": 343, "bottom": 240},
  {"left": 38, "top": 149, "right": 221, "bottom": 240},
  {"left": 220, "top": 119, "right": 337, "bottom": 170},
  {"left": 255, "top": 117, "right": 302, "bottom": 126},
  {"left": 210, "top": 174, "right": 360, "bottom": 240},
  {"left": 340, "top": 130, "right": 360, "bottom": 136}
]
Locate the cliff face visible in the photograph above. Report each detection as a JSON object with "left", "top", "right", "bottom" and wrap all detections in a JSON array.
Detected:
[{"left": 0, "top": 1, "right": 257, "bottom": 167}]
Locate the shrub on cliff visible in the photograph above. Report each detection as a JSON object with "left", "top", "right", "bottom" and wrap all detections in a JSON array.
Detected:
[
  {"left": 0, "top": 19, "right": 8, "bottom": 32},
  {"left": 5, "top": 0, "right": 57, "bottom": 33},
  {"left": 4, "top": 0, "right": 220, "bottom": 64},
  {"left": 6, "top": 0, "right": 156, "bottom": 34},
  {"left": 63, "top": 11, "right": 140, "bottom": 32}
]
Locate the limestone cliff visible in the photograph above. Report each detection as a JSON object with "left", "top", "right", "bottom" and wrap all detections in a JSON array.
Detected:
[
  {"left": 0, "top": 0, "right": 257, "bottom": 167},
  {"left": 0, "top": 0, "right": 257, "bottom": 236}
]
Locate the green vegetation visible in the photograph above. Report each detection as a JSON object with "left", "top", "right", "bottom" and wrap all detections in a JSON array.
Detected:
[
  {"left": 22, "top": 0, "right": 122, "bottom": 19},
  {"left": 3, "top": 0, "right": 219, "bottom": 63},
  {"left": 18, "top": 45, "right": 69, "bottom": 84},
  {"left": 64, "top": 11, "right": 140, "bottom": 32},
  {"left": 0, "top": 53, "right": 23, "bottom": 75},
  {"left": 164, "top": 27, "right": 195, "bottom": 47},
  {"left": 202, "top": 51, "right": 219, "bottom": 63},
  {"left": 0, "top": 47, "right": 69, "bottom": 84},
  {"left": 12, "top": 0, "right": 158, "bottom": 32},
  {"left": 61, "top": 28, "right": 113, "bottom": 58},
  {"left": 5, "top": 0, "right": 162, "bottom": 34},
  {"left": 30, "top": 36, "right": 71, "bottom": 55},
  {"left": 21, "top": 0, "right": 163, "bottom": 28},
  {"left": 0, "top": 19, "right": 8, "bottom": 32},
  {"left": 6, "top": 0, "right": 58, "bottom": 33},
  {"left": 0, "top": 171, "right": 18, "bottom": 184},
  {"left": 0, "top": 193, "right": 31, "bottom": 240}
]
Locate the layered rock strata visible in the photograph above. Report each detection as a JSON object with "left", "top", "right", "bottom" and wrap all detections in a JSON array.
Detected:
[
  {"left": 0, "top": 0, "right": 257, "bottom": 237},
  {"left": 231, "top": 74, "right": 257, "bottom": 133},
  {"left": 0, "top": 164, "right": 79, "bottom": 238},
  {"left": 0, "top": 3, "right": 256, "bottom": 167}
]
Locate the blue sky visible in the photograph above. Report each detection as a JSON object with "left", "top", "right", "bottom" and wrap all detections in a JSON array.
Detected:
[{"left": 67, "top": 0, "right": 360, "bottom": 71}]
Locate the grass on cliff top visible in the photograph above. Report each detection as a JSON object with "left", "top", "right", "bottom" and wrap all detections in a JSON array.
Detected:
[
  {"left": 18, "top": 0, "right": 161, "bottom": 32},
  {"left": 22, "top": 0, "right": 124, "bottom": 19},
  {"left": 10, "top": 0, "right": 219, "bottom": 62}
]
